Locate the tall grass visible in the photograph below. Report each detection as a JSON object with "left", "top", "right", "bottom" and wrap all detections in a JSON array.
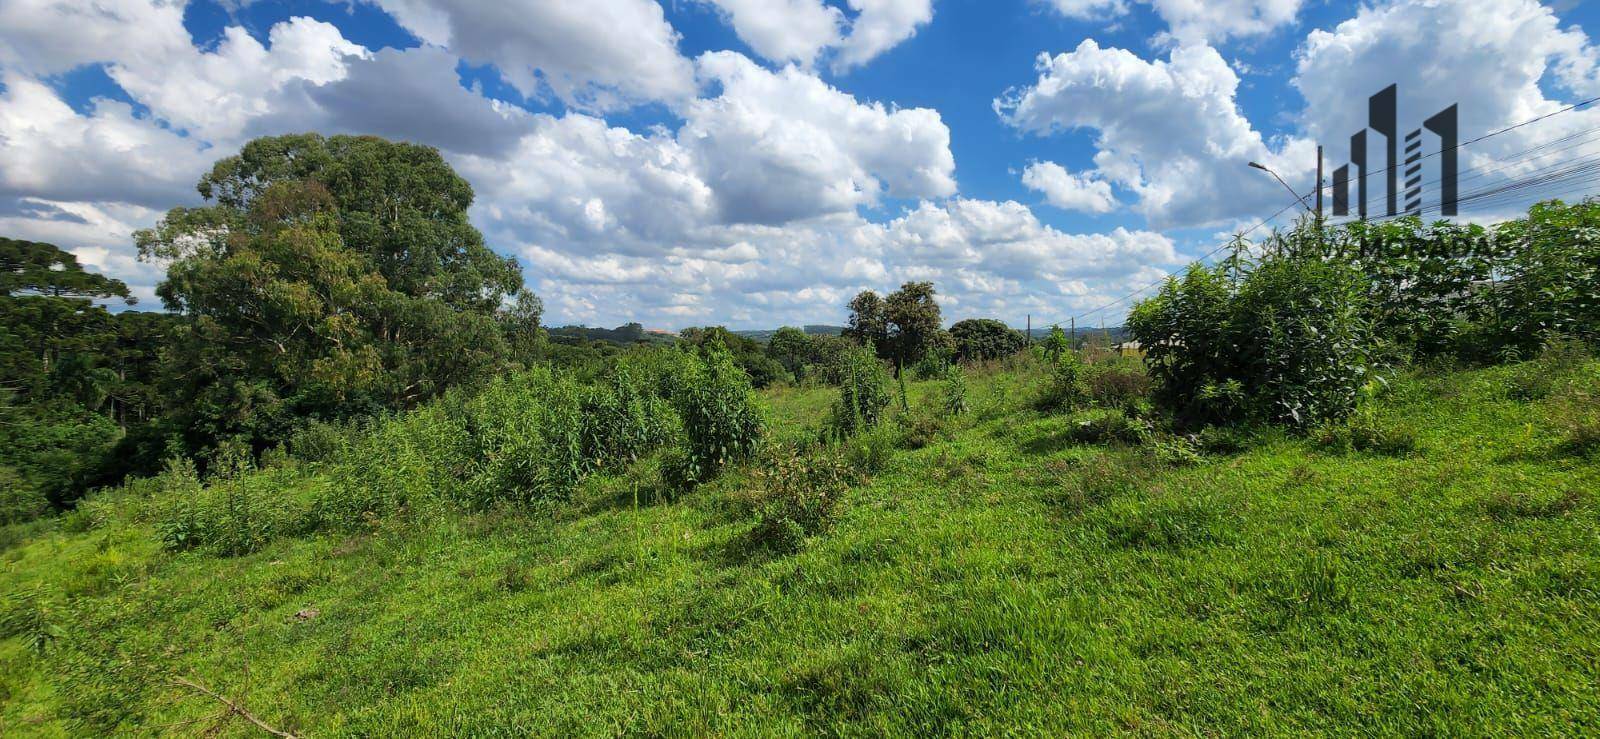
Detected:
[{"left": 147, "top": 347, "right": 761, "bottom": 554}]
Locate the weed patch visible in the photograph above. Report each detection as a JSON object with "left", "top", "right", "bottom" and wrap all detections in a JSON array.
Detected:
[
  {"left": 1106, "top": 497, "right": 1227, "bottom": 551},
  {"left": 1312, "top": 408, "right": 1419, "bottom": 457},
  {"left": 742, "top": 447, "right": 855, "bottom": 555},
  {"left": 1046, "top": 454, "right": 1143, "bottom": 514},
  {"left": 1482, "top": 488, "right": 1585, "bottom": 521}
]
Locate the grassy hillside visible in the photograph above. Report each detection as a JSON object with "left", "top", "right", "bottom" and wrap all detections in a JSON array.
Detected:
[{"left": 2, "top": 355, "right": 1598, "bottom": 735}]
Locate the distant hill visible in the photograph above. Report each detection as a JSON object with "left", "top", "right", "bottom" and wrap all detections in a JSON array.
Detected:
[
  {"left": 1025, "top": 325, "right": 1130, "bottom": 345},
  {"left": 731, "top": 324, "right": 1128, "bottom": 345},
  {"left": 548, "top": 323, "right": 677, "bottom": 345},
  {"left": 735, "top": 325, "right": 846, "bottom": 343}
]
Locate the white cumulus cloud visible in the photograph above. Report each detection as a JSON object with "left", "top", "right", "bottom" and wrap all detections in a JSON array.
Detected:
[
  {"left": 1039, "top": 0, "right": 1304, "bottom": 44},
  {"left": 364, "top": 0, "right": 699, "bottom": 111},
  {"left": 997, "top": 40, "right": 1304, "bottom": 228},
  {"left": 700, "top": 0, "right": 933, "bottom": 71},
  {"left": 1021, "top": 161, "right": 1118, "bottom": 213},
  {"left": 682, "top": 51, "right": 956, "bottom": 224}
]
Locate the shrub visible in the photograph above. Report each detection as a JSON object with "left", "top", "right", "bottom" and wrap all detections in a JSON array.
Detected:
[
  {"left": 897, "top": 412, "right": 945, "bottom": 450},
  {"left": 457, "top": 368, "right": 586, "bottom": 506},
  {"left": 580, "top": 364, "right": 678, "bottom": 470},
  {"left": 1331, "top": 217, "right": 1498, "bottom": 360},
  {"left": 288, "top": 419, "right": 356, "bottom": 464},
  {"left": 843, "top": 425, "right": 898, "bottom": 475},
  {"left": 1504, "top": 363, "right": 1555, "bottom": 401},
  {"left": 0, "top": 587, "right": 58, "bottom": 654},
  {"left": 1067, "top": 409, "right": 1151, "bottom": 446},
  {"left": 320, "top": 403, "right": 463, "bottom": 526},
  {"left": 828, "top": 344, "right": 891, "bottom": 438},
  {"left": 152, "top": 457, "right": 207, "bottom": 551},
  {"left": 667, "top": 342, "right": 764, "bottom": 487},
  {"left": 155, "top": 462, "right": 311, "bottom": 556},
  {"left": 908, "top": 339, "right": 955, "bottom": 380},
  {"left": 1490, "top": 200, "right": 1600, "bottom": 355},
  {"left": 1194, "top": 425, "right": 1254, "bottom": 455},
  {"left": 745, "top": 447, "right": 853, "bottom": 554},
  {"left": 940, "top": 364, "right": 969, "bottom": 417},
  {"left": 802, "top": 335, "right": 856, "bottom": 386},
  {"left": 1147, "top": 434, "right": 1204, "bottom": 467},
  {"left": 1037, "top": 351, "right": 1089, "bottom": 411},
  {"left": 1234, "top": 255, "right": 1373, "bottom": 426},
  {"left": 1129, "top": 249, "right": 1372, "bottom": 429},
  {"left": 1082, "top": 361, "right": 1152, "bottom": 411},
  {"left": 1036, "top": 325, "right": 1071, "bottom": 363}
]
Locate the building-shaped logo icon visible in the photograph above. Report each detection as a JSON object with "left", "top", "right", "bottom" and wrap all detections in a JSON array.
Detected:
[{"left": 1330, "top": 84, "right": 1458, "bottom": 218}]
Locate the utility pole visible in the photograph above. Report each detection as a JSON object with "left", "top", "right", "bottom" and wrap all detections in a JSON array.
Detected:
[
  {"left": 1315, "top": 145, "right": 1324, "bottom": 222},
  {"left": 1026, "top": 314, "right": 1031, "bottom": 346},
  {"left": 1070, "top": 317, "right": 1076, "bottom": 348}
]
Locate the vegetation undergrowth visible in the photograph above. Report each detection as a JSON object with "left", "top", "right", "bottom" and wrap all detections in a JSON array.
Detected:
[{"left": 3, "top": 351, "right": 1597, "bottom": 735}]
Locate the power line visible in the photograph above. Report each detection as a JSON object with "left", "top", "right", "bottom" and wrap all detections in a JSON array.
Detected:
[
  {"left": 1062, "top": 95, "right": 1600, "bottom": 326},
  {"left": 1336, "top": 124, "right": 1600, "bottom": 217}
]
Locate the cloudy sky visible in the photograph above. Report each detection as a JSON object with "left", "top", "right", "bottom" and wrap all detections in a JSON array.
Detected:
[{"left": 2, "top": 0, "right": 1598, "bottom": 329}]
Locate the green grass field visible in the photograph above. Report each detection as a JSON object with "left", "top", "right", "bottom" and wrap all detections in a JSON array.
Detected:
[{"left": 3, "top": 358, "right": 1598, "bottom": 736}]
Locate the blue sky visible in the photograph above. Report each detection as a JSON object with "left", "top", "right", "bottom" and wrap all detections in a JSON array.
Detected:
[{"left": 3, "top": 0, "right": 1599, "bottom": 328}]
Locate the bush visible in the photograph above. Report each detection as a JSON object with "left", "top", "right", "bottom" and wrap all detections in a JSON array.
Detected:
[
  {"left": 461, "top": 369, "right": 587, "bottom": 505},
  {"left": 843, "top": 425, "right": 898, "bottom": 475},
  {"left": 667, "top": 342, "right": 764, "bottom": 487},
  {"left": 580, "top": 364, "right": 677, "bottom": 470},
  {"left": 1067, "top": 409, "right": 1151, "bottom": 446},
  {"left": 1082, "top": 361, "right": 1152, "bottom": 411},
  {"left": 1129, "top": 249, "right": 1372, "bottom": 429},
  {"left": 940, "top": 365, "right": 969, "bottom": 417},
  {"left": 319, "top": 402, "right": 464, "bottom": 526},
  {"left": 1147, "top": 434, "right": 1204, "bottom": 467},
  {"left": 1331, "top": 217, "right": 1498, "bottom": 359},
  {"left": 1037, "top": 351, "right": 1089, "bottom": 411},
  {"left": 828, "top": 344, "right": 891, "bottom": 438},
  {"left": 909, "top": 348, "right": 952, "bottom": 380},
  {"left": 897, "top": 412, "right": 945, "bottom": 450},
  {"left": 1194, "top": 425, "right": 1255, "bottom": 455},
  {"left": 0, "top": 587, "right": 58, "bottom": 654},
  {"left": 1036, "top": 325, "right": 1071, "bottom": 363},
  {"left": 152, "top": 458, "right": 206, "bottom": 551},
  {"left": 1504, "top": 363, "right": 1556, "bottom": 401},
  {"left": 288, "top": 419, "right": 356, "bottom": 464},
  {"left": 1489, "top": 200, "right": 1600, "bottom": 355},
  {"left": 801, "top": 335, "right": 856, "bottom": 386},
  {"left": 745, "top": 447, "right": 854, "bottom": 554},
  {"left": 155, "top": 461, "right": 311, "bottom": 556}
]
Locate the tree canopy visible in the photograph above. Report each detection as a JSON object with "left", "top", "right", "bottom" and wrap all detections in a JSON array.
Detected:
[
  {"left": 884, "top": 281, "right": 944, "bottom": 368},
  {"left": 844, "top": 291, "right": 889, "bottom": 352},
  {"left": 2, "top": 237, "right": 131, "bottom": 301},
  {"left": 950, "top": 318, "right": 1026, "bottom": 362},
  {"left": 135, "top": 133, "right": 540, "bottom": 457}
]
